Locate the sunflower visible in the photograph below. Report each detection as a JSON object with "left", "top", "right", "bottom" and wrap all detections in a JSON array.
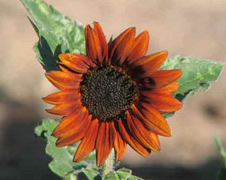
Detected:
[{"left": 43, "top": 22, "right": 182, "bottom": 166}]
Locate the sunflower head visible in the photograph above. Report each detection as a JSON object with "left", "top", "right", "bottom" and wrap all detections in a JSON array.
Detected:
[{"left": 43, "top": 22, "right": 182, "bottom": 166}]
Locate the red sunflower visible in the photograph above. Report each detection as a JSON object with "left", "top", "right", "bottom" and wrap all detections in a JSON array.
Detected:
[{"left": 43, "top": 22, "right": 182, "bottom": 166}]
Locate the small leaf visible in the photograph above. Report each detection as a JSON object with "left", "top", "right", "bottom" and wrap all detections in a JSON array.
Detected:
[
  {"left": 35, "top": 118, "right": 57, "bottom": 133},
  {"left": 103, "top": 171, "right": 120, "bottom": 180},
  {"left": 34, "top": 119, "right": 88, "bottom": 177},
  {"left": 215, "top": 136, "right": 226, "bottom": 169},
  {"left": 116, "top": 168, "right": 131, "bottom": 179},
  {"left": 215, "top": 136, "right": 226, "bottom": 180},
  {"left": 82, "top": 168, "right": 102, "bottom": 180},
  {"left": 21, "top": 0, "right": 85, "bottom": 71},
  {"left": 127, "top": 175, "right": 144, "bottom": 180},
  {"left": 116, "top": 168, "right": 144, "bottom": 180}
]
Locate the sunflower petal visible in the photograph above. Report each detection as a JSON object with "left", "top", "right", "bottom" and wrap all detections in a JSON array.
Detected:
[
  {"left": 152, "top": 81, "right": 179, "bottom": 95},
  {"left": 58, "top": 64, "right": 75, "bottom": 74},
  {"left": 46, "top": 99, "right": 81, "bottom": 116},
  {"left": 85, "top": 25, "right": 102, "bottom": 63},
  {"left": 59, "top": 53, "right": 94, "bottom": 73},
  {"left": 110, "top": 27, "right": 135, "bottom": 61},
  {"left": 96, "top": 122, "right": 113, "bottom": 166},
  {"left": 149, "top": 131, "right": 160, "bottom": 149},
  {"left": 117, "top": 119, "right": 150, "bottom": 156},
  {"left": 45, "top": 71, "right": 81, "bottom": 90},
  {"left": 111, "top": 122, "right": 127, "bottom": 162},
  {"left": 52, "top": 107, "right": 88, "bottom": 137},
  {"left": 112, "top": 28, "right": 135, "bottom": 65},
  {"left": 134, "top": 51, "right": 168, "bottom": 76},
  {"left": 149, "top": 69, "right": 182, "bottom": 88},
  {"left": 74, "top": 119, "right": 99, "bottom": 162},
  {"left": 127, "top": 111, "right": 160, "bottom": 151},
  {"left": 94, "top": 22, "right": 109, "bottom": 63},
  {"left": 42, "top": 89, "right": 80, "bottom": 105},
  {"left": 141, "top": 92, "right": 182, "bottom": 113},
  {"left": 131, "top": 104, "right": 171, "bottom": 137},
  {"left": 127, "top": 31, "right": 149, "bottom": 63},
  {"left": 56, "top": 111, "right": 91, "bottom": 147}
]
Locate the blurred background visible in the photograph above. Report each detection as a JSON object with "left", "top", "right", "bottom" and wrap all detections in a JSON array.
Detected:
[{"left": 0, "top": 0, "right": 226, "bottom": 179}]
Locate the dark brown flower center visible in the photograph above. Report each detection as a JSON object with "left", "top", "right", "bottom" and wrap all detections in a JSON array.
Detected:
[{"left": 81, "top": 66, "right": 137, "bottom": 121}]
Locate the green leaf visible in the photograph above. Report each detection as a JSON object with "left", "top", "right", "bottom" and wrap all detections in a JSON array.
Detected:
[
  {"left": 127, "top": 175, "right": 144, "bottom": 180},
  {"left": 34, "top": 118, "right": 57, "bottom": 137},
  {"left": 34, "top": 119, "right": 88, "bottom": 177},
  {"left": 215, "top": 136, "right": 226, "bottom": 180},
  {"left": 82, "top": 168, "right": 102, "bottom": 180},
  {"left": 162, "top": 56, "right": 223, "bottom": 118},
  {"left": 21, "top": 0, "right": 85, "bottom": 71},
  {"left": 116, "top": 168, "right": 131, "bottom": 179},
  {"left": 116, "top": 168, "right": 144, "bottom": 180},
  {"left": 103, "top": 171, "right": 120, "bottom": 180},
  {"left": 162, "top": 55, "right": 223, "bottom": 101},
  {"left": 215, "top": 136, "right": 226, "bottom": 169},
  {"left": 64, "top": 174, "right": 78, "bottom": 180}
]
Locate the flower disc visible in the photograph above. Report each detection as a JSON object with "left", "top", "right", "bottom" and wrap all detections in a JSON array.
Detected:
[{"left": 81, "top": 66, "right": 136, "bottom": 121}]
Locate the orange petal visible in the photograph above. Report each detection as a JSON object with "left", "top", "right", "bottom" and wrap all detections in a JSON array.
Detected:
[
  {"left": 110, "top": 27, "right": 135, "bottom": 60},
  {"left": 59, "top": 53, "right": 94, "bottom": 73},
  {"left": 74, "top": 119, "right": 99, "bottom": 162},
  {"left": 127, "top": 31, "right": 149, "bottom": 63},
  {"left": 141, "top": 92, "right": 182, "bottom": 113},
  {"left": 131, "top": 104, "right": 171, "bottom": 137},
  {"left": 152, "top": 81, "right": 179, "bottom": 95},
  {"left": 56, "top": 111, "right": 91, "bottom": 147},
  {"left": 85, "top": 25, "right": 102, "bottom": 63},
  {"left": 134, "top": 51, "right": 168, "bottom": 76},
  {"left": 111, "top": 28, "right": 135, "bottom": 65},
  {"left": 111, "top": 122, "right": 127, "bottom": 162},
  {"left": 59, "top": 64, "right": 74, "bottom": 74},
  {"left": 46, "top": 99, "right": 81, "bottom": 116},
  {"left": 94, "top": 22, "right": 109, "bottom": 63},
  {"left": 42, "top": 89, "right": 80, "bottom": 105},
  {"left": 149, "top": 69, "right": 182, "bottom": 88},
  {"left": 45, "top": 71, "right": 81, "bottom": 90},
  {"left": 56, "top": 115, "right": 90, "bottom": 146},
  {"left": 52, "top": 107, "right": 87, "bottom": 137},
  {"left": 150, "top": 132, "right": 160, "bottom": 150},
  {"left": 117, "top": 118, "right": 150, "bottom": 156},
  {"left": 96, "top": 122, "right": 113, "bottom": 166},
  {"left": 127, "top": 111, "right": 160, "bottom": 151}
]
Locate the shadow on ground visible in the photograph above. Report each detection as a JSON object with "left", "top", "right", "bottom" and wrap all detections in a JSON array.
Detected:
[
  {"left": 0, "top": 120, "right": 222, "bottom": 180},
  {"left": 123, "top": 158, "right": 221, "bottom": 180}
]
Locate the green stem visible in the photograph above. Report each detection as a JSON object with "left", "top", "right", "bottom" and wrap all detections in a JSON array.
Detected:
[
  {"left": 101, "top": 151, "right": 115, "bottom": 177},
  {"left": 63, "top": 174, "right": 77, "bottom": 180}
]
